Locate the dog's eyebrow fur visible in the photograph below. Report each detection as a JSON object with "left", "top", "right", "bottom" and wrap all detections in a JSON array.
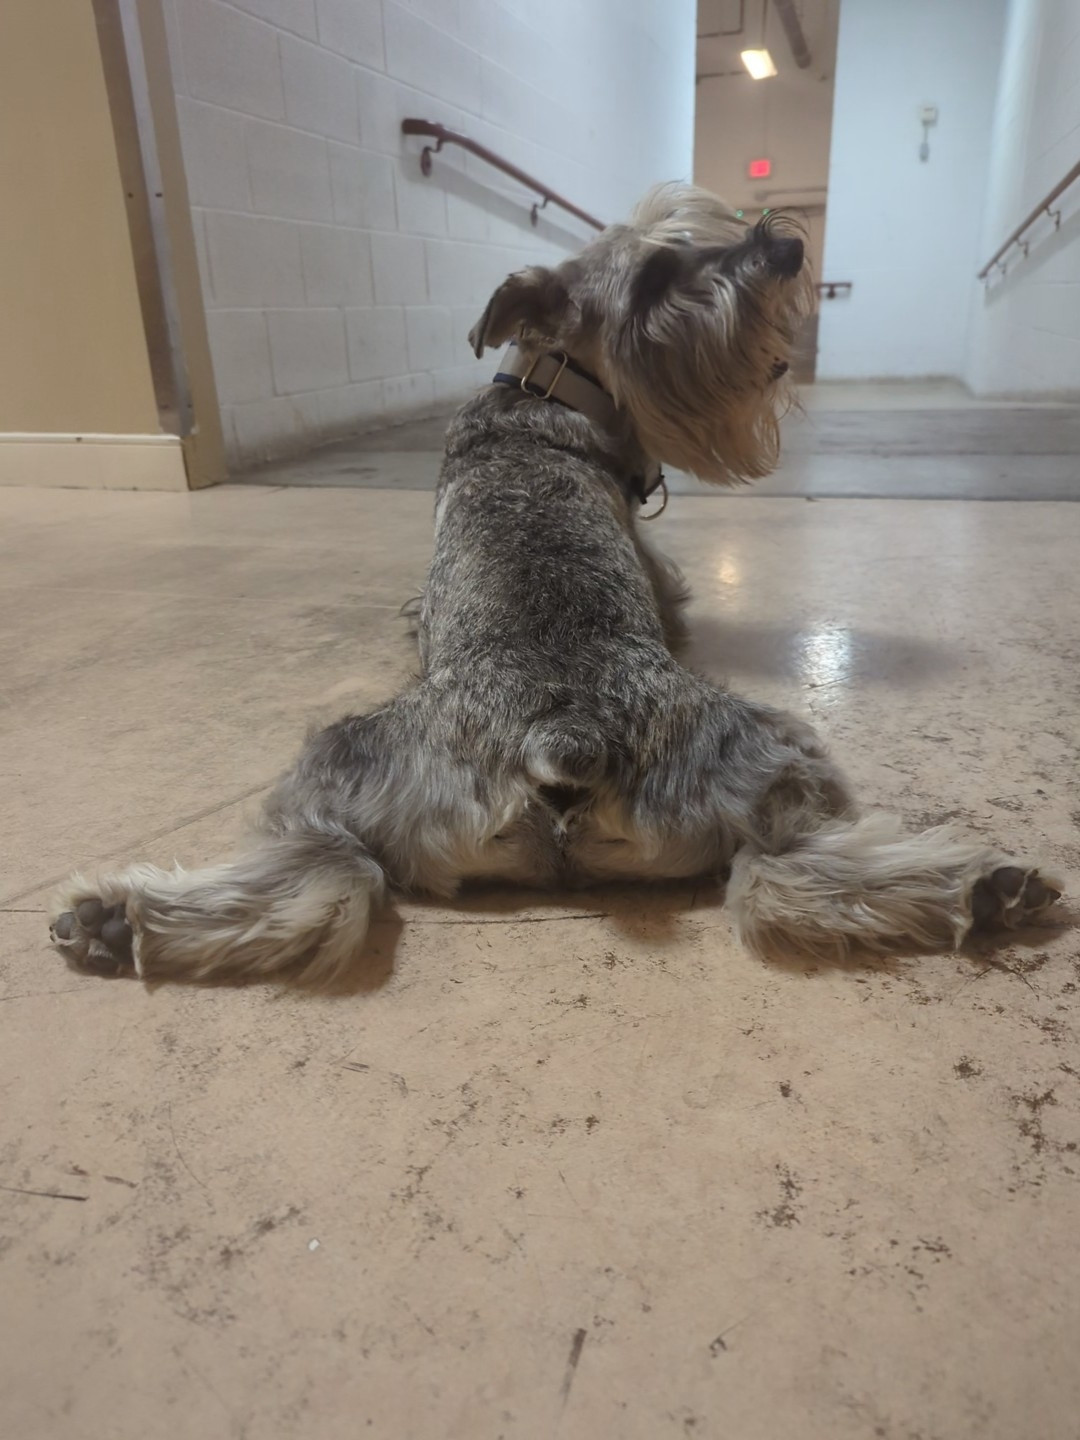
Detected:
[{"left": 48, "top": 182, "right": 1063, "bottom": 985}]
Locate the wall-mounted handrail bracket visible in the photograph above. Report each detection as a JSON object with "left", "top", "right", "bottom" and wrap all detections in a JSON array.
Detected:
[
  {"left": 418, "top": 137, "right": 444, "bottom": 177},
  {"left": 402, "top": 119, "right": 605, "bottom": 233}
]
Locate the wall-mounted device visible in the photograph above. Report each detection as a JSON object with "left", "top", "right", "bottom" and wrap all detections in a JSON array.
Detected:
[{"left": 919, "top": 104, "right": 938, "bottom": 163}]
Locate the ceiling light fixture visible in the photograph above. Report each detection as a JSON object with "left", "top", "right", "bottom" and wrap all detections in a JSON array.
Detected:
[{"left": 740, "top": 47, "right": 777, "bottom": 79}]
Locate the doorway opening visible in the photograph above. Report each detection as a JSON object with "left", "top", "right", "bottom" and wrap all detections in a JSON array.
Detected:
[{"left": 693, "top": 0, "right": 840, "bottom": 381}]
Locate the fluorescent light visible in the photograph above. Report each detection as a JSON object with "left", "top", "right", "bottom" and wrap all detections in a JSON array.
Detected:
[{"left": 740, "top": 48, "right": 778, "bottom": 79}]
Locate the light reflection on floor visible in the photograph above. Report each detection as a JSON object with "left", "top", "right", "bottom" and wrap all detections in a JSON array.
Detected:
[{"left": 798, "top": 625, "right": 854, "bottom": 689}]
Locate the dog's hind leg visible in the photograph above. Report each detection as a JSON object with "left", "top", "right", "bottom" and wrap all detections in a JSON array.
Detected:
[
  {"left": 49, "top": 826, "right": 384, "bottom": 985},
  {"left": 47, "top": 702, "right": 430, "bottom": 985},
  {"left": 720, "top": 709, "right": 1064, "bottom": 962},
  {"left": 727, "top": 816, "right": 1064, "bottom": 963},
  {"left": 48, "top": 688, "right": 528, "bottom": 984}
]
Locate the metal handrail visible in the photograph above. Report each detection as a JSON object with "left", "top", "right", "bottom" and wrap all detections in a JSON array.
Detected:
[
  {"left": 977, "top": 158, "right": 1080, "bottom": 279},
  {"left": 401, "top": 119, "right": 605, "bottom": 232}
]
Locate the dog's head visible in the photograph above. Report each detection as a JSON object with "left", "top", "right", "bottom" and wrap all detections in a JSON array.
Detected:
[{"left": 468, "top": 182, "right": 812, "bottom": 484}]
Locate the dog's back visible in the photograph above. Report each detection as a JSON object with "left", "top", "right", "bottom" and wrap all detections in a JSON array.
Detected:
[{"left": 426, "top": 388, "right": 671, "bottom": 664}]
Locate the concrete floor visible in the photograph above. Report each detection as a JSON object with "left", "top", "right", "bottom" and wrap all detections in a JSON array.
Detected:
[{"left": 3, "top": 477, "right": 1080, "bottom": 1439}]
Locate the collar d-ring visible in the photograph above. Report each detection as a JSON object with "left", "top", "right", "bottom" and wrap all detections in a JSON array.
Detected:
[{"left": 639, "top": 477, "right": 669, "bottom": 521}]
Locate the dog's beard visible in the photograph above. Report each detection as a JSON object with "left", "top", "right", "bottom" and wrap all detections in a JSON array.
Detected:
[{"left": 632, "top": 389, "right": 783, "bottom": 485}]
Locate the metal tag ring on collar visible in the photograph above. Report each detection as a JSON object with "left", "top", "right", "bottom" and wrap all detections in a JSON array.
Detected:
[{"left": 639, "top": 477, "right": 669, "bottom": 521}]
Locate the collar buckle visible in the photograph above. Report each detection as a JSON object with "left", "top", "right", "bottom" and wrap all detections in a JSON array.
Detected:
[{"left": 519, "top": 350, "right": 569, "bottom": 399}]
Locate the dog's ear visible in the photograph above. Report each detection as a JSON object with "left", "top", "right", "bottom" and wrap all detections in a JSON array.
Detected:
[
  {"left": 634, "top": 240, "right": 758, "bottom": 311},
  {"left": 632, "top": 244, "right": 689, "bottom": 310},
  {"left": 468, "top": 266, "right": 570, "bottom": 357}
]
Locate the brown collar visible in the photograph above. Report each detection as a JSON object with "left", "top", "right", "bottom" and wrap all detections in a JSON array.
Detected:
[{"left": 492, "top": 343, "right": 664, "bottom": 502}]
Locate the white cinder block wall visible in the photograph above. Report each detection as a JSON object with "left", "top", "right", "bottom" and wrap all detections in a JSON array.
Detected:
[
  {"left": 966, "top": 0, "right": 1080, "bottom": 398},
  {"left": 816, "top": 0, "right": 1007, "bottom": 381},
  {"left": 163, "top": 0, "right": 696, "bottom": 467}
]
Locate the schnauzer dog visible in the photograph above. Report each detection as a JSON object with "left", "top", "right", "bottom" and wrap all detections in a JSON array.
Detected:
[{"left": 50, "top": 183, "right": 1062, "bottom": 983}]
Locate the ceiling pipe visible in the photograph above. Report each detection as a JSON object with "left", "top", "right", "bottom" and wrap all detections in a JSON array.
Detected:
[{"left": 772, "top": 0, "right": 812, "bottom": 68}]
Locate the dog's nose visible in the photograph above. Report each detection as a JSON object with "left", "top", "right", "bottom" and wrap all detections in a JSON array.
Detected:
[
  {"left": 771, "top": 360, "right": 789, "bottom": 379},
  {"left": 766, "top": 236, "right": 804, "bottom": 278}
]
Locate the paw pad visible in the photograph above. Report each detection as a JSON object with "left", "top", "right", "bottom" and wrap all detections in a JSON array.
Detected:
[
  {"left": 50, "top": 897, "right": 135, "bottom": 976},
  {"left": 971, "top": 865, "right": 1062, "bottom": 933}
]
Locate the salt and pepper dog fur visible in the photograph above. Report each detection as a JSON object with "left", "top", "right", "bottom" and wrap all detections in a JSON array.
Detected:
[{"left": 50, "top": 183, "right": 1062, "bottom": 983}]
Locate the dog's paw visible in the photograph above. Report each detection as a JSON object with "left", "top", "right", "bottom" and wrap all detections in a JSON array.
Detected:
[
  {"left": 970, "top": 864, "right": 1063, "bottom": 932},
  {"left": 50, "top": 890, "right": 136, "bottom": 977}
]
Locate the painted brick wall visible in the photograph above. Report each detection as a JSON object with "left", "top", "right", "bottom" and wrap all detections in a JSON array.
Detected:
[
  {"left": 162, "top": 0, "right": 695, "bottom": 466},
  {"left": 966, "top": 0, "right": 1080, "bottom": 398}
]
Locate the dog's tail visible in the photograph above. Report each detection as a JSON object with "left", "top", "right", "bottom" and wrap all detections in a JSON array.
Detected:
[
  {"left": 725, "top": 812, "right": 1062, "bottom": 963},
  {"left": 50, "top": 827, "right": 385, "bottom": 986}
]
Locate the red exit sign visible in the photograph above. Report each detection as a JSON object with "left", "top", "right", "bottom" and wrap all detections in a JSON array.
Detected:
[{"left": 748, "top": 157, "right": 772, "bottom": 178}]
